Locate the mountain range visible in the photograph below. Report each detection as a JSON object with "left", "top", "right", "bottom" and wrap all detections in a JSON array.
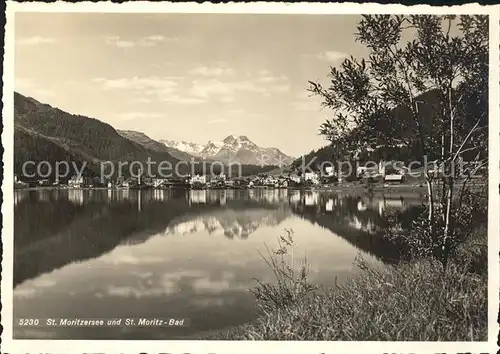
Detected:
[
  {"left": 116, "top": 130, "right": 203, "bottom": 162},
  {"left": 161, "top": 135, "right": 294, "bottom": 166},
  {"left": 160, "top": 208, "right": 289, "bottom": 239},
  {"left": 14, "top": 92, "right": 189, "bottom": 180},
  {"left": 118, "top": 130, "right": 294, "bottom": 166},
  {"left": 13, "top": 92, "right": 291, "bottom": 181}
]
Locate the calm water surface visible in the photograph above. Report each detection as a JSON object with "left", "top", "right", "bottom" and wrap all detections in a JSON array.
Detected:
[{"left": 13, "top": 188, "right": 423, "bottom": 339}]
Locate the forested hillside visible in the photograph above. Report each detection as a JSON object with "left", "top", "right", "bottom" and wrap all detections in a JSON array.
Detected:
[
  {"left": 14, "top": 92, "right": 182, "bottom": 180},
  {"left": 292, "top": 89, "right": 452, "bottom": 170},
  {"left": 13, "top": 93, "right": 281, "bottom": 181}
]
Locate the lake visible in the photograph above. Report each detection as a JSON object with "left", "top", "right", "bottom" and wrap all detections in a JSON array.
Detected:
[{"left": 13, "top": 188, "right": 424, "bottom": 339}]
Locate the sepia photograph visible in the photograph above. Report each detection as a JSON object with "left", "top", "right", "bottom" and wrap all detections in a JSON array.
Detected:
[{"left": 1, "top": 2, "right": 499, "bottom": 353}]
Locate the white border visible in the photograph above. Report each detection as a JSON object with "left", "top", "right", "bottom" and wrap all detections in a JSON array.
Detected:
[{"left": 2, "top": 3, "right": 499, "bottom": 354}]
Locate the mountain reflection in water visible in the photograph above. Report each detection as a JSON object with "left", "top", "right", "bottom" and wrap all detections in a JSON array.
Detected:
[{"left": 13, "top": 189, "right": 423, "bottom": 339}]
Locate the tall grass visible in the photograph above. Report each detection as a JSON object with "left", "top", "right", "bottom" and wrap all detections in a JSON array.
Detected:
[
  {"left": 228, "top": 228, "right": 488, "bottom": 341},
  {"left": 454, "top": 224, "right": 488, "bottom": 275},
  {"left": 250, "top": 229, "right": 317, "bottom": 313}
]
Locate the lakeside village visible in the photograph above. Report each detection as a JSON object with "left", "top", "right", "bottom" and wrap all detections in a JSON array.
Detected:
[{"left": 14, "top": 160, "right": 445, "bottom": 191}]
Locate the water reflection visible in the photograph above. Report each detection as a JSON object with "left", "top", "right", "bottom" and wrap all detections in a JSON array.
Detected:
[
  {"left": 163, "top": 208, "right": 289, "bottom": 239},
  {"left": 189, "top": 190, "right": 207, "bottom": 204},
  {"left": 68, "top": 189, "right": 84, "bottom": 206},
  {"left": 13, "top": 188, "right": 424, "bottom": 339},
  {"left": 14, "top": 189, "right": 424, "bottom": 286},
  {"left": 14, "top": 191, "right": 27, "bottom": 206},
  {"left": 304, "top": 191, "right": 319, "bottom": 206}
]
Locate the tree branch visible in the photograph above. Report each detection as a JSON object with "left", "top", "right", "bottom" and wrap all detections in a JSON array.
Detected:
[{"left": 452, "top": 113, "right": 486, "bottom": 162}]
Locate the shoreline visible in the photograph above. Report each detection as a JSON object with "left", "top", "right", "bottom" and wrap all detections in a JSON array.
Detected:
[
  {"left": 14, "top": 182, "right": 484, "bottom": 193},
  {"left": 200, "top": 224, "right": 488, "bottom": 340}
]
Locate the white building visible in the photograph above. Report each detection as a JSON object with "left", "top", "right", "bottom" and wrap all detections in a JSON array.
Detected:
[
  {"left": 325, "top": 166, "right": 335, "bottom": 177},
  {"left": 304, "top": 172, "right": 320, "bottom": 184},
  {"left": 190, "top": 174, "right": 207, "bottom": 185},
  {"left": 384, "top": 174, "right": 404, "bottom": 183},
  {"left": 68, "top": 176, "right": 84, "bottom": 188},
  {"left": 289, "top": 174, "right": 301, "bottom": 183},
  {"left": 264, "top": 176, "right": 277, "bottom": 186},
  {"left": 357, "top": 162, "right": 386, "bottom": 177}
]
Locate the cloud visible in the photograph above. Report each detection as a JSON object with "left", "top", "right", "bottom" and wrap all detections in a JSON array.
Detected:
[
  {"left": 255, "top": 69, "right": 290, "bottom": 85},
  {"left": 292, "top": 90, "right": 322, "bottom": 111},
  {"left": 116, "top": 112, "right": 165, "bottom": 121},
  {"left": 191, "top": 298, "right": 227, "bottom": 307},
  {"left": 106, "top": 284, "right": 178, "bottom": 297},
  {"left": 92, "top": 76, "right": 180, "bottom": 96},
  {"left": 254, "top": 70, "right": 290, "bottom": 93},
  {"left": 105, "top": 36, "right": 130, "bottom": 47},
  {"left": 190, "top": 77, "right": 289, "bottom": 103},
  {"left": 131, "top": 271, "right": 154, "bottom": 279},
  {"left": 103, "top": 270, "right": 205, "bottom": 298},
  {"left": 139, "top": 35, "right": 179, "bottom": 46},
  {"left": 192, "top": 272, "right": 248, "bottom": 294},
  {"left": 192, "top": 278, "right": 233, "bottom": 294},
  {"left": 115, "top": 41, "right": 135, "bottom": 48},
  {"left": 93, "top": 76, "right": 206, "bottom": 105},
  {"left": 105, "top": 35, "right": 179, "bottom": 48},
  {"left": 293, "top": 101, "right": 321, "bottom": 111},
  {"left": 132, "top": 97, "right": 154, "bottom": 104},
  {"left": 258, "top": 69, "right": 273, "bottom": 76},
  {"left": 184, "top": 68, "right": 289, "bottom": 102},
  {"left": 188, "top": 66, "right": 236, "bottom": 77},
  {"left": 17, "top": 36, "right": 57, "bottom": 45},
  {"left": 305, "top": 50, "right": 348, "bottom": 63},
  {"left": 93, "top": 67, "right": 289, "bottom": 106},
  {"left": 145, "top": 35, "right": 169, "bottom": 41},
  {"left": 101, "top": 253, "right": 167, "bottom": 264},
  {"left": 105, "top": 36, "right": 135, "bottom": 48},
  {"left": 256, "top": 76, "right": 287, "bottom": 84},
  {"left": 14, "top": 287, "right": 37, "bottom": 299},
  {"left": 13, "top": 276, "right": 57, "bottom": 299},
  {"left": 161, "top": 95, "right": 206, "bottom": 105},
  {"left": 15, "top": 77, "right": 56, "bottom": 99},
  {"left": 32, "top": 278, "right": 57, "bottom": 287},
  {"left": 227, "top": 108, "right": 263, "bottom": 120},
  {"left": 208, "top": 118, "right": 228, "bottom": 124},
  {"left": 117, "top": 83, "right": 206, "bottom": 105},
  {"left": 190, "top": 79, "right": 239, "bottom": 102}
]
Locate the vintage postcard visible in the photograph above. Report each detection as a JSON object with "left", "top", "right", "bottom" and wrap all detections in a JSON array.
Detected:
[{"left": 1, "top": 2, "right": 499, "bottom": 354}]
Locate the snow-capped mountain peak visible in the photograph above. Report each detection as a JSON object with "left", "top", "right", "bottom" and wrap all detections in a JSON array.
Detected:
[
  {"left": 160, "top": 135, "right": 294, "bottom": 166},
  {"left": 223, "top": 135, "right": 239, "bottom": 143},
  {"left": 202, "top": 140, "right": 225, "bottom": 156},
  {"left": 159, "top": 139, "right": 205, "bottom": 156}
]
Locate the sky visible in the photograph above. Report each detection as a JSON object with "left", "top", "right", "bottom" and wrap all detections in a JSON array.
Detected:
[{"left": 15, "top": 13, "right": 373, "bottom": 157}]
